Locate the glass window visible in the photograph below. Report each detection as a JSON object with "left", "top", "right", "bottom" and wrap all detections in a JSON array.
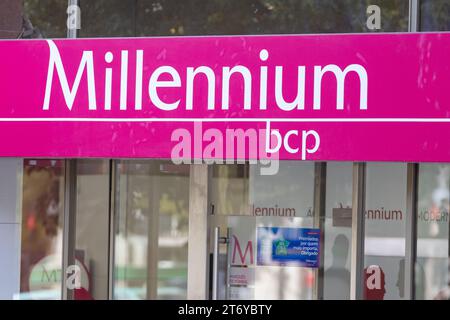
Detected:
[
  {"left": 22, "top": 0, "right": 67, "bottom": 38},
  {"left": 323, "top": 162, "right": 353, "bottom": 300},
  {"left": 113, "top": 160, "right": 190, "bottom": 300},
  {"left": 210, "top": 164, "right": 249, "bottom": 217},
  {"left": 19, "top": 159, "right": 65, "bottom": 300},
  {"left": 79, "top": 0, "right": 136, "bottom": 38},
  {"left": 364, "top": 163, "right": 407, "bottom": 300},
  {"left": 249, "top": 162, "right": 315, "bottom": 300},
  {"left": 72, "top": 160, "right": 111, "bottom": 300},
  {"left": 416, "top": 164, "right": 449, "bottom": 300},
  {"left": 420, "top": 0, "right": 450, "bottom": 31},
  {"left": 0, "top": 0, "right": 22, "bottom": 39},
  {"left": 210, "top": 162, "right": 316, "bottom": 300},
  {"left": 0, "top": 159, "right": 22, "bottom": 299},
  {"left": 80, "top": 0, "right": 409, "bottom": 37}
]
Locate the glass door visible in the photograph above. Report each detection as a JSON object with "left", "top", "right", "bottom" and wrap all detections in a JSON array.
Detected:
[
  {"left": 210, "top": 163, "right": 318, "bottom": 300},
  {"left": 209, "top": 162, "right": 355, "bottom": 300},
  {"left": 112, "top": 160, "right": 190, "bottom": 300}
]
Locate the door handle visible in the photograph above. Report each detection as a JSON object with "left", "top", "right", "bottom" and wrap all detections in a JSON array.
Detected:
[{"left": 212, "top": 227, "right": 228, "bottom": 300}]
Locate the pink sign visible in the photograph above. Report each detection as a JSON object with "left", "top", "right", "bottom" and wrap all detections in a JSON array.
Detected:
[{"left": 0, "top": 33, "right": 450, "bottom": 161}]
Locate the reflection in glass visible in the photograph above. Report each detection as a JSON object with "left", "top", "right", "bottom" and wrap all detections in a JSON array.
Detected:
[
  {"left": 364, "top": 163, "right": 407, "bottom": 300},
  {"left": 73, "top": 160, "right": 111, "bottom": 300},
  {"left": 323, "top": 162, "right": 353, "bottom": 300},
  {"left": 416, "top": 164, "right": 449, "bottom": 300},
  {"left": 80, "top": 0, "right": 409, "bottom": 38},
  {"left": 113, "top": 160, "right": 189, "bottom": 299},
  {"left": 210, "top": 162, "right": 316, "bottom": 300},
  {"left": 23, "top": 0, "right": 67, "bottom": 38},
  {"left": 420, "top": 0, "right": 450, "bottom": 31}
]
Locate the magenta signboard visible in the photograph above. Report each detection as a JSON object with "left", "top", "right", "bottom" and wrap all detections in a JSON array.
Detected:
[{"left": 0, "top": 33, "right": 449, "bottom": 161}]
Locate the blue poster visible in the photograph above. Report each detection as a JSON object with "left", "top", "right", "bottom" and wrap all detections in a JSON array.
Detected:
[{"left": 257, "top": 227, "right": 320, "bottom": 268}]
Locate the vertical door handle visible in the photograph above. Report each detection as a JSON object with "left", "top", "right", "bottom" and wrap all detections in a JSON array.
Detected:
[
  {"left": 212, "top": 227, "right": 228, "bottom": 300},
  {"left": 212, "top": 227, "right": 220, "bottom": 300}
]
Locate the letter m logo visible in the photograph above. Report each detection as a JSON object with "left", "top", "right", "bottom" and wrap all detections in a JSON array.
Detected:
[
  {"left": 231, "top": 235, "right": 254, "bottom": 266},
  {"left": 41, "top": 266, "right": 58, "bottom": 283}
]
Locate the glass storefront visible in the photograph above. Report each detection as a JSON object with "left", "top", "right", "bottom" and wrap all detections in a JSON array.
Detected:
[
  {"left": 10, "top": 160, "right": 450, "bottom": 300},
  {"left": 0, "top": 0, "right": 449, "bottom": 301}
]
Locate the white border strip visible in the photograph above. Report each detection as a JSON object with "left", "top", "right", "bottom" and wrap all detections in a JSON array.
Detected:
[{"left": 0, "top": 118, "right": 449, "bottom": 122}]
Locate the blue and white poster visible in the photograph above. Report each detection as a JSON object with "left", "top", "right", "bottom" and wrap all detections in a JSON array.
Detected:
[{"left": 257, "top": 227, "right": 320, "bottom": 268}]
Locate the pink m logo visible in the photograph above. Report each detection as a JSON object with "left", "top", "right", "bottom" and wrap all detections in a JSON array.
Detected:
[{"left": 231, "top": 235, "right": 254, "bottom": 265}]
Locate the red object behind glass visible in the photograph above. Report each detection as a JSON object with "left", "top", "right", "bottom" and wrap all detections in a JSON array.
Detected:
[{"left": 74, "top": 287, "right": 93, "bottom": 300}]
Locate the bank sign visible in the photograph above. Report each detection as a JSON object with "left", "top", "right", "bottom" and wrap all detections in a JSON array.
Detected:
[{"left": 0, "top": 33, "right": 449, "bottom": 161}]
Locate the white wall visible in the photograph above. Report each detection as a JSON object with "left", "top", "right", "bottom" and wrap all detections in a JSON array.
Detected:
[{"left": 0, "top": 158, "right": 22, "bottom": 299}]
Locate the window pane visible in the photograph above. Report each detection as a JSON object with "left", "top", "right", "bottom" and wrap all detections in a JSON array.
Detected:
[
  {"left": 73, "top": 159, "right": 111, "bottom": 300},
  {"left": 210, "top": 164, "right": 249, "bottom": 216},
  {"left": 364, "top": 163, "right": 407, "bottom": 300},
  {"left": 420, "top": 0, "right": 450, "bottom": 31},
  {"left": 0, "top": 159, "right": 22, "bottom": 299},
  {"left": 114, "top": 160, "right": 190, "bottom": 299},
  {"left": 249, "top": 162, "right": 315, "bottom": 300},
  {"left": 79, "top": 0, "right": 135, "bottom": 38},
  {"left": 19, "top": 159, "right": 65, "bottom": 300},
  {"left": 23, "top": 0, "right": 67, "bottom": 38},
  {"left": 0, "top": 1, "right": 22, "bottom": 39},
  {"left": 210, "top": 162, "right": 316, "bottom": 300},
  {"left": 416, "top": 164, "right": 449, "bottom": 300},
  {"left": 135, "top": 0, "right": 409, "bottom": 35},
  {"left": 323, "top": 162, "right": 353, "bottom": 300},
  {"left": 80, "top": 0, "right": 409, "bottom": 37}
]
